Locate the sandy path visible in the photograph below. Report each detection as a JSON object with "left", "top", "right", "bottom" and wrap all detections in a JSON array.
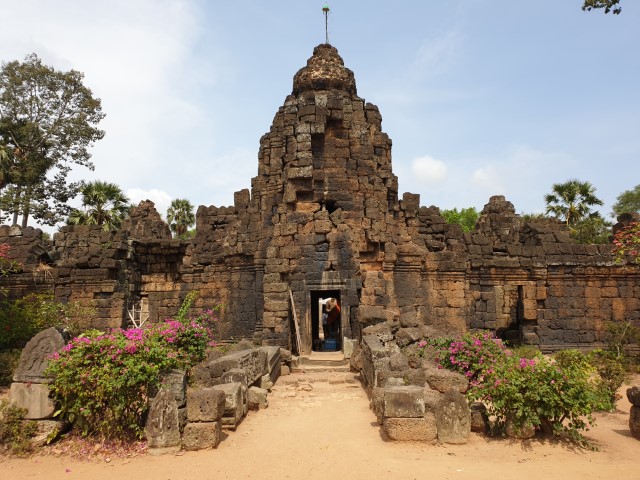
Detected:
[{"left": 2, "top": 373, "right": 639, "bottom": 480}]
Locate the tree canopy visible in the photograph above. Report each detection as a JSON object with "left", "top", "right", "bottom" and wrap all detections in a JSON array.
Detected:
[
  {"left": 167, "top": 199, "right": 195, "bottom": 238},
  {"left": 440, "top": 207, "right": 479, "bottom": 233},
  {"left": 544, "top": 179, "right": 604, "bottom": 226},
  {"left": 612, "top": 184, "right": 640, "bottom": 218},
  {"left": 582, "top": 0, "right": 621, "bottom": 14},
  {"left": 67, "top": 181, "right": 130, "bottom": 231},
  {"left": 0, "top": 53, "right": 105, "bottom": 227}
]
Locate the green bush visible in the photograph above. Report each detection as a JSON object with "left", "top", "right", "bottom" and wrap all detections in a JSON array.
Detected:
[
  {"left": 0, "top": 293, "right": 94, "bottom": 350},
  {"left": 0, "top": 399, "right": 37, "bottom": 456},
  {"left": 44, "top": 300, "right": 217, "bottom": 440},
  {"left": 0, "top": 349, "right": 21, "bottom": 386},
  {"left": 425, "top": 334, "right": 607, "bottom": 445}
]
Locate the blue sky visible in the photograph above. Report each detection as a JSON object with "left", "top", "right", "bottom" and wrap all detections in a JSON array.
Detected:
[{"left": 1, "top": 1, "right": 638, "bottom": 229}]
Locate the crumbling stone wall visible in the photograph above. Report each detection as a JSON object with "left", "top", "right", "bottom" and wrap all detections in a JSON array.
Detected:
[{"left": 1, "top": 45, "right": 638, "bottom": 354}]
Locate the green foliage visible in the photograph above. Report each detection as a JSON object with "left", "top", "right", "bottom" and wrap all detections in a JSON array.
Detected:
[
  {"left": 0, "top": 349, "right": 20, "bottom": 386},
  {"left": 582, "top": 0, "right": 621, "bottom": 14},
  {"left": 511, "top": 345, "right": 540, "bottom": 359},
  {"left": 587, "top": 349, "right": 627, "bottom": 409},
  {"left": 440, "top": 207, "right": 479, "bottom": 232},
  {"left": 0, "top": 293, "right": 94, "bottom": 350},
  {"left": 166, "top": 198, "right": 195, "bottom": 238},
  {"left": 612, "top": 221, "right": 640, "bottom": 264},
  {"left": 423, "top": 334, "right": 613, "bottom": 445},
  {"left": 0, "top": 399, "right": 37, "bottom": 456},
  {"left": 544, "top": 179, "right": 604, "bottom": 226},
  {"left": 44, "top": 297, "right": 217, "bottom": 440},
  {"left": 605, "top": 318, "right": 640, "bottom": 359},
  {"left": 570, "top": 213, "right": 611, "bottom": 244},
  {"left": 0, "top": 53, "right": 105, "bottom": 227},
  {"left": 612, "top": 184, "right": 640, "bottom": 217},
  {"left": 67, "top": 181, "right": 131, "bottom": 231}
]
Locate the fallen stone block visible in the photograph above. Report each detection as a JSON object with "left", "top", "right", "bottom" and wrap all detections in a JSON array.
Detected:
[
  {"left": 383, "top": 415, "right": 437, "bottom": 442},
  {"left": 424, "top": 366, "right": 468, "bottom": 394},
  {"left": 384, "top": 386, "right": 425, "bottom": 418},
  {"left": 192, "top": 349, "right": 267, "bottom": 387},
  {"left": 248, "top": 386, "right": 269, "bottom": 410},
  {"left": 186, "top": 387, "right": 226, "bottom": 422},
  {"left": 10, "top": 382, "right": 56, "bottom": 420},
  {"left": 145, "top": 389, "right": 181, "bottom": 449},
  {"left": 435, "top": 390, "right": 471, "bottom": 444},
  {"left": 212, "top": 382, "right": 246, "bottom": 430},
  {"left": 182, "top": 421, "right": 223, "bottom": 450}
]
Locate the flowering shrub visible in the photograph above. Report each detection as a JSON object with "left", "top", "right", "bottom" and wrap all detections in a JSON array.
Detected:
[
  {"left": 45, "top": 297, "right": 217, "bottom": 440},
  {"left": 612, "top": 221, "right": 640, "bottom": 264},
  {"left": 422, "top": 332, "right": 607, "bottom": 445},
  {"left": 424, "top": 331, "right": 509, "bottom": 387},
  {"left": 475, "top": 353, "right": 601, "bottom": 443}
]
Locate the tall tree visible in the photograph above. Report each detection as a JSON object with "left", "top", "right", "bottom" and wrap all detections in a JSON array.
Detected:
[
  {"left": 166, "top": 199, "right": 195, "bottom": 238},
  {"left": 544, "top": 179, "right": 604, "bottom": 226},
  {"left": 0, "top": 53, "right": 105, "bottom": 227},
  {"left": 612, "top": 184, "right": 640, "bottom": 218},
  {"left": 440, "top": 207, "right": 479, "bottom": 232},
  {"left": 67, "top": 181, "right": 130, "bottom": 231},
  {"left": 582, "top": 0, "right": 621, "bottom": 14}
]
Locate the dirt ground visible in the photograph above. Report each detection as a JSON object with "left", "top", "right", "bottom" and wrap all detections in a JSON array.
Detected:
[{"left": 1, "top": 373, "right": 639, "bottom": 480}]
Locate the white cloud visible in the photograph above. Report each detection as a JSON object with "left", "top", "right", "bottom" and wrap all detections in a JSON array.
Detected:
[{"left": 411, "top": 156, "right": 448, "bottom": 184}]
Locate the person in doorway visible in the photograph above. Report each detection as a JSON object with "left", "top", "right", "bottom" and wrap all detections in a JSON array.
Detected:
[
  {"left": 319, "top": 297, "right": 331, "bottom": 338},
  {"left": 325, "top": 297, "right": 340, "bottom": 340}
]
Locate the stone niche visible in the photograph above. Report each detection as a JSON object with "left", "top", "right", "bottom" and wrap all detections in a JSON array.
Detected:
[{"left": 0, "top": 45, "right": 638, "bottom": 355}]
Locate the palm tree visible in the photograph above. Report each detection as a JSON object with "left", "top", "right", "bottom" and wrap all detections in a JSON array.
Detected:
[
  {"left": 67, "top": 180, "right": 130, "bottom": 231},
  {"left": 544, "top": 179, "right": 603, "bottom": 226},
  {"left": 166, "top": 198, "right": 195, "bottom": 238}
]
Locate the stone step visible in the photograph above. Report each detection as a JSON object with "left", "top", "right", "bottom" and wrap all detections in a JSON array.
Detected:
[{"left": 291, "top": 352, "right": 350, "bottom": 373}]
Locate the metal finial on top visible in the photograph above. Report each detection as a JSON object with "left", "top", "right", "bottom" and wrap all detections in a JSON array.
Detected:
[{"left": 323, "top": 4, "right": 330, "bottom": 44}]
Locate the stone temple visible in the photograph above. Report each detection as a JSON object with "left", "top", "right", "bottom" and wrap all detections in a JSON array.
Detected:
[{"left": 1, "top": 44, "right": 639, "bottom": 354}]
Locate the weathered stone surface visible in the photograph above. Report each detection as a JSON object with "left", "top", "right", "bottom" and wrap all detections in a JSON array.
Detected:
[
  {"left": 248, "top": 386, "right": 269, "bottom": 410},
  {"left": 423, "top": 387, "right": 443, "bottom": 413},
  {"left": 630, "top": 406, "right": 640, "bottom": 440},
  {"left": 192, "top": 349, "right": 267, "bottom": 387},
  {"left": 383, "top": 415, "right": 437, "bottom": 442},
  {"left": 384, "top": 386, "right": 425, "bottom": 418},
  {"left": 30, "top": 420, "right": 66, "bottom": 447},
  {"left": 627, "top": 386, "right": 640, "bottom": 407},
  {"left": 9, "top": 382, "right": 55, "bottom": 419},
  {"left": 156, "top": 369, "right": 187, "bottom": 407},
  {"left": 470, "top": 402, "right": 488, "bottom": 434},
  {"left": 145, "top": 388, "right": 181, "bottom": 448},
  {"left": 186, "top": 387, "right": 226, "bottom": 422},
  {"left": 14, "top": 327, "right": 69, "bottom": 383},
  {"left": 435, "top": 390, "right": 471, "bottom": 444},
  {"left": 182, "top": 421, "right": 223, "bottom": 450},
  {"left": 424, "top": 366, "right": 469, "bottom": 394},
  {"left": 258, "top": 373, "right": 274, "bottom": 390},
  {"left": 212, "top": 382, "right": 246, "bottom": 430}
]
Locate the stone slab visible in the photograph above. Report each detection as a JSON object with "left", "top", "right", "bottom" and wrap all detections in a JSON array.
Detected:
[
  {"left": 182, "top": 421, "right": 223, "bottom": 450},
  {"left": 10, "top": 382, "right": 56, "bottom": 419},
  {"left": 14, "top": 327, "right": 69, "bottom": 383},
  {"left": 383, "top": 414, "right": 437, "bottom": 442},
  {"left": 383, "top": 386, "right": 425, "bottom": 418},
  {"left": 211, "top": 382, "right": 246, "bottom": 430},
  {"left": 145, "top": 388, "right": 181, "bottom": 448},
  {"left": 435, "top": 390, "right": 471, "bottom": 444},
  {"left": 248, "top": 386, "right": 269, "bottom": 410},
  {"left": 186, "top": 387, "right": 226, "bottom": 422}
]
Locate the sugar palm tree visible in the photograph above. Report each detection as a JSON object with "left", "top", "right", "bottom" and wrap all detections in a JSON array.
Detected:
[
  {"left": 544, "top": 179, "right": 603, "bottom": 226},
  {"left": 166, "top": 198, "right": 195, "bottom": 238},
  {"left": 67, "top": 180, "right": 130, "bottom": 231}
]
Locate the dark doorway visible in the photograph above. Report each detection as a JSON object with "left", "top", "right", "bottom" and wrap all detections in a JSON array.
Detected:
[{"left": 310, "top": 289, "right": 341, "bottom": 352}]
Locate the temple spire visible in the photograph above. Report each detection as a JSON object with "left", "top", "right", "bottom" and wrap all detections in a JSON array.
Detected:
[{"left": 323, "top": 4, "right": 330, "bottom": 44}]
